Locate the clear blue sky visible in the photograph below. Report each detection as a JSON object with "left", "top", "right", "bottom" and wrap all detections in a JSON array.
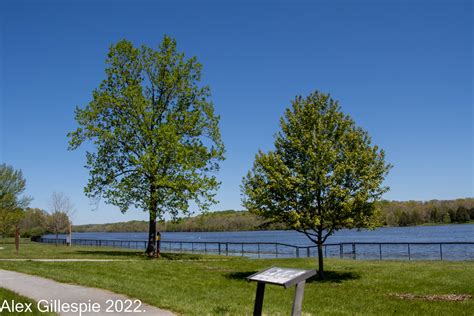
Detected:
[{"left": 1, "top": 0, "right": 472, "bottom": 225}]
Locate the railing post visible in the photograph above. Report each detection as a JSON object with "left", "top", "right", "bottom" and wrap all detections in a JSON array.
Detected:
[
  {"left": 218, "top": 243, "right": 221, "bottom": 255},
  {"left": 408, "top": 244, "right": 411, "bottom": 260},
  {"left": 241, "top": 243, "right": 244, "bottom": 256},
  {"left": 180, "top": 242, "right": 183, "bottom": 253},
  {"left": 191, "top": 242, "right": 194, "bottom": 253},
  {"left": 307, "top": 247, "right": 310, "bottom": 258},
  {"left": 258, "top": 244, "right": 260, "bottom": 258},
  {"left": 352, "top": 243, "right": 356, "bottom": 260},
  {"left": 205, "top": 243, "right": 207, "bottom": 254},
  {"left": 340, "top": 244, "right": 343, "bottom": 258},
  {"left": 275, "top": 244, "right": 278, "bottom": 258},
  {"left": 296, "top": 247, "right": 299, "bottom": 258},
  {"left": 379, "top": 244, "right": 382, "bottom": 260},
  {"left": 440, "top": 243, "right": 443, "bottom": 260},
  {"left": 226, "top": 243, "right": 229, "bottom": 256},
  {"left": 324, "top": 245, "right": 327, "bottom": 258}
]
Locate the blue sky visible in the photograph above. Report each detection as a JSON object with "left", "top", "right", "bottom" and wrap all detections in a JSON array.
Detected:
[{"left": 1, "top": 0, "right": 472, "bottom": 225}]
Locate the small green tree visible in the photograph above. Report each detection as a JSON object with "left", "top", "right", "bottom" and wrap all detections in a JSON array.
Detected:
[
  {"left": 68, "top": 36, "right": 225, "bottom": 256},
  {"left": 242, "top": 91, "right": 391, "bottom": 278},
  {"left": 0, "top": 164, "right": 31, "bottom": 240},
  {"left": 442, "top": 212, "right": 451, "bottom": 223}
]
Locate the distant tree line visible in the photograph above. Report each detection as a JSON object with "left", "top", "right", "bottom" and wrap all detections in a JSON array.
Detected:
[
  {"left": 381, "top": 198, "right": 474, "bottom": 226},
  {"left": 74, "top": 210, "right": 286, "bottom": 233},
  {"left": 0, "top": 163, "right": 73, "bottom": 249},
  {"left": 72, "top": 199, "right": 474, "bottom": 233},
  {"left": 1, "top": 207, "right": 71, "bottom": 238}
]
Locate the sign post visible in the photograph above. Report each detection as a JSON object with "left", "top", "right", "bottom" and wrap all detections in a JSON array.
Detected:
[{"left": 247, "top": 267, "right": 316, "bottom": 316}]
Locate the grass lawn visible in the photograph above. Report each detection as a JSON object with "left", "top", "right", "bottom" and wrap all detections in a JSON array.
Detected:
[
  {"left": 0, "top": 239, "right": 473, "bottom": 315},
  {"left": 0, "top": 288, "right": 56, "bottom": 316}
]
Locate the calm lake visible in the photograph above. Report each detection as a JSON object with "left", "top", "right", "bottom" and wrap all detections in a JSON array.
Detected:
[
  {"left": 47, "top": 224, "right": 474, "bottom": 245},
  {"left": 44, "top": 224, "right": 474, "bottom": 260}
]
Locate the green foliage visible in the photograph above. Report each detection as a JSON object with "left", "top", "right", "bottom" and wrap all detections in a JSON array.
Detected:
[
  {"left": 19, "top": 208, "right": 49, "bottom": 237},
  {"left": 242, "top": 91, "right": 390, "bottom": 246},
  {"left": 455, "top": 206, "right": 470, "bottom": 223},
  {"left": 68, "top": 36, "right": 224, "bottom": 254},
  {"left": 381, "top": 198, "right": 474, "bottom": 226},
  {"left": 0, "top": 164, "right": 31, "bottom": 211},
  {"left": 442, "top": 212, "right": 451, "bottom": 224},
  {"left": 68, "top": 36, "right": 224, "bottom": 219},
  {"left": 0, "top": 164, "right": 31, "bottom": 237},
  {"left": 47, "top": 211, "right": 70, "bottom": 238},
  {"left": 72, "top": 199, "right": 473, "bottom": 233},
  {"left": 73, "top": 210, "right": 286, "bottom": 232}
]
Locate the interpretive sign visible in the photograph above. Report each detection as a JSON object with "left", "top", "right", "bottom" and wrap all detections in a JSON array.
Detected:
[{"left": 247, "top": 267, "right": 316, "bottom": 316}]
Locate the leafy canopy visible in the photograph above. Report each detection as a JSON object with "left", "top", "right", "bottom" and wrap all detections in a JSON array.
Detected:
[
  {"left": 68, "top": 36, "right": 225, "bottom": 219},
  {"left": 0, "top": 163, "right": 31, "bottom": 211},
  {"left": 242, "top": 91, "right": 391, "bottom": 244},
  {"left": 0, "top": 164, "right": 31, "bottom": 236}
]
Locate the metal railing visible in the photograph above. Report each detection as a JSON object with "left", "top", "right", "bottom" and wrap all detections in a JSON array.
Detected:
[{"left": 31, "top": 237, "right": 474, "bottom": 261}]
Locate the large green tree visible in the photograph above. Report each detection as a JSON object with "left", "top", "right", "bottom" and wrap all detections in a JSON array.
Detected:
[
  {"left": 242, "top": 91, "right": 391, "bottom": 278},
  {"left": 68, "top": 36, "right": 225, "bottom": 256}
]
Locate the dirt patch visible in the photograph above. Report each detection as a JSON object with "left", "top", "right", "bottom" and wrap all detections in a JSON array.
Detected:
[{"left": 391, "top": 293, "right": 472, "bottom": 302}]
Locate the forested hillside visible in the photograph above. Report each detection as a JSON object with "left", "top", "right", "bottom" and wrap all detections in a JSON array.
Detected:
[{"left": 72, "top": 198, "right": 474, "bottom": 233}]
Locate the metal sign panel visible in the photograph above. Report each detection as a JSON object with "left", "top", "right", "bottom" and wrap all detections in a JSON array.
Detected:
[{"left": 247, "top": 267, "right": 316, "bottom": 288}]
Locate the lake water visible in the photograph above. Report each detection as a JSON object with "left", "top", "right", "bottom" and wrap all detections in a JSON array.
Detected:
[
  {"left": 47, "top": 224, "right": 474, "bottom": 245},
  {"left": 42, "top": 224, "right": 474, "bottom": 261}
]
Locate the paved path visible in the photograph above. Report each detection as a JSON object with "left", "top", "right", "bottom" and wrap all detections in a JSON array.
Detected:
[{"left": 0, "top": 269, "right": 175, "bottom": 315}]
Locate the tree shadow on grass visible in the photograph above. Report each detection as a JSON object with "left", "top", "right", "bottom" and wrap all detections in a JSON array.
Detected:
[
  {"left": 307, "top": 270, "right": 360, "bottom": 283},
  {"left": 226, "top": 270, "right": 360, "bottom": 284},
  {"left": 226, "top": 271, "right": 259, "bottom": 281}
]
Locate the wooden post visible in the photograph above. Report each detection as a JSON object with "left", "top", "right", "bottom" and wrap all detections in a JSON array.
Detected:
[
  {"left": 253, "top": 282, "right": 265, "bottom": 316},
  {"left": 291, "top": 281, "right": 306, "bottom": 316}
]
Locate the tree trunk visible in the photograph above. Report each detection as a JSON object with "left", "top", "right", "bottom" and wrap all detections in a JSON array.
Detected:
[
  {"left": 317, "top": 242, "right": 324, "bottom": 279},
  {"left": 317, "top": 228, "right": 324, "bottom": 279},
  {"left": 156, "top": 231, "right": 161, "bottom": 258},
  {"left": 145, "top": 211, "right": 157, "bottom": 257},
  {"left": 15, "top": 226, "right": 20, "bottom": 253},
  {"left": 68, "top": 223, "right": 72, "bottom": 247},
  {"left": 55, "top": 231, "right": 58, "bottom": 247}
]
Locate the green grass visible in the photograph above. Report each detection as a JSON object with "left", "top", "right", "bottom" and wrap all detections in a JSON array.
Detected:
[
  {"left": 0, "top": 288, "right": 56, "bottom": 316},
  {"left": 0, "top": 240, "right": 473, "bottom": 315}
]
